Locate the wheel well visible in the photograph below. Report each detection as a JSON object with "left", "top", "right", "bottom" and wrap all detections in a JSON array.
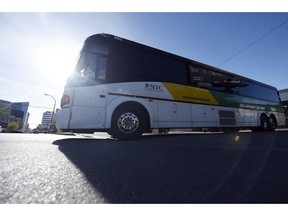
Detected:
[
  {"left": 260, "top": 113, "right": 268, "bottom": 119},
  {"left": 269, "top": 113, "right": 276, "bottom": 119},
  {"left": 113, "top": 101, "right": 151, "bottom": 130},
  {"left": 260, "top": 113, "right": 278, "bottom": 127},
  {"left": 259, "top": 113, "right": 268, "bottom": 126}
]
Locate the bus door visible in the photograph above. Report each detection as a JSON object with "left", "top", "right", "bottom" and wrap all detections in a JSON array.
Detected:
[{"left": 69, "top": 85, "right": 107, "bottom": 129}]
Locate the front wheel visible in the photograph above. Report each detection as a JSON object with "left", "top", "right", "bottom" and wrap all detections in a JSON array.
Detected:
[{"left": 110, "top": 106, "right": 147, "bottom": 140}]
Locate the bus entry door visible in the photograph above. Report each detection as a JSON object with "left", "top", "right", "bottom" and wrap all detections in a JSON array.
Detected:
[{"left": 69, "top": 86, "right": 107, "bottom": 129}]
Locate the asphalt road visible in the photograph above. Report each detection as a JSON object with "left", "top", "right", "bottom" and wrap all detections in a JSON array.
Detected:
[{"left": 0, "top": 130, "right": 288, "bottom": 203}]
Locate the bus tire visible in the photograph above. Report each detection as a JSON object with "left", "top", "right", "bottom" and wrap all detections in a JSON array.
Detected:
[
  {"left": 260, "top": 114, "right": 270, "bottom": 131},
  {"left": 110, "top": 106, "right": 147, "bottom": 140},
  {"left": 269, "top": 115, "right": 277, "bottom": 131}
]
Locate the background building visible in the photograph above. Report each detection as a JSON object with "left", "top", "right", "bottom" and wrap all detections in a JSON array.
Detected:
[
  {"left": 279, "top": 89, "right": 288, "bottom": 125},
  {"left": 0, "top": 99, "right": 30, "bottom": 131},
  {"left": 279, "top": 89, "right": 288, "bottom": 105},
  {"left": 41, "top": 111, "right": 53, "bottom": 131}
]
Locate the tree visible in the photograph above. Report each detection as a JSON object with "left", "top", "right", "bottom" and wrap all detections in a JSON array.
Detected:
[
  {"left": 33, "top": 124, "right": 43, "bottom": 132},
  {"left": 7, "top": 121, "right": 19, "bottom": 131}
]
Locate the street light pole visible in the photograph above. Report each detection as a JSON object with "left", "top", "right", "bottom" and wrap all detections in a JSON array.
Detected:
[{"left": 44, "top": 93, "right": 56, "bottom": 133}]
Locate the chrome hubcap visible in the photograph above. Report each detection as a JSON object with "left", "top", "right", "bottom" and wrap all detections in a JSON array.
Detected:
[{"left": 117, "top": 112, "right": 139, "bottom": 133}]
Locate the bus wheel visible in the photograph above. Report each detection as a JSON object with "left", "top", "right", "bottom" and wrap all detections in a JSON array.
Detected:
[
  {"left": 111, "top": 106, "right": 146, "bottom": 140},
  {"left": 269, "top": 115, "right": 277, "bottom": 131},
  {"left": 260, "top": 114, "right": 270, "bottom": 131}
]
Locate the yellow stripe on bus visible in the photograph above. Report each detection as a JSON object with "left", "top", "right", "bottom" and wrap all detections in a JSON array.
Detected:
[{"left": 163, "top": 82, "right": 218, "bottom": 105}]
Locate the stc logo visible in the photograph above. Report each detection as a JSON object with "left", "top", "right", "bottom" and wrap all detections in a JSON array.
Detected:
[{"left": 145, "top": 83, "right": 164, "bottom": 93}]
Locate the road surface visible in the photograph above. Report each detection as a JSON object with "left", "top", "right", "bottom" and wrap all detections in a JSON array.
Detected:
[{"left": 1, "top": 130, "right": 288, "bottom": 203}]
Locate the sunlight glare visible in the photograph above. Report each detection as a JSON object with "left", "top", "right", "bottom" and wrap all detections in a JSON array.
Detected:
[
  {"left": 37, "top": 41, "right": 79, "bottom": 87},
  {"left": 235, "top": 135, "right": 240, "bottom": 142}
]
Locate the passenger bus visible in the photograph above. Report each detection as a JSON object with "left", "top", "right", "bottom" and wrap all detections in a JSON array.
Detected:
[{"left": 55, "top": 33, "right": 286, "bottom": 140}]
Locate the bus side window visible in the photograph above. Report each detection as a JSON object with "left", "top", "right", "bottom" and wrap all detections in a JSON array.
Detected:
[
  {"left": 189, "top": 64, "right": 200, "bottom": 87},
  {"left": 97, "top": 56, "right": 107, "bottom": 80},
  {"left": 80, "top": 53, "right": 97, "bottom": 80},
  {"left": 157, "top": 55, "right": 187, "bottom": 85}
]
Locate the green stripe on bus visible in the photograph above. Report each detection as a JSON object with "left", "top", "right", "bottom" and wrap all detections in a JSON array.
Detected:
[{"left": 211, "top": 91, "right": 283, "bottom": 112}]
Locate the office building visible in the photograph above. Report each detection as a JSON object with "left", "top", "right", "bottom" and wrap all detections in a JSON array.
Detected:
[
  {"left": 279, "top": 88, "right": 288, "bottom": 106},
  {"left": 0, "top": 99, "right": 29, "bottom": 131},
  {"left": 41, "top": 111, "right": 53, "bottom": 130},
  {"left": 279, "top": 88, "right": 288, "bottom": 126}
]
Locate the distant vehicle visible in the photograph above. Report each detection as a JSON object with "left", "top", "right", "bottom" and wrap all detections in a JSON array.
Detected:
[{"left": 56, "top": 33, "right": 286, "bottom": 140}]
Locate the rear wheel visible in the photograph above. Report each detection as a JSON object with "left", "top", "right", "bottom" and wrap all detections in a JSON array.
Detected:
[
  {"left": 252, "top": 114, "right": 277, "bottom": 132},
  {"left": 110, "top": 106, "right": 147, "bottom": 140},
  {"left": 269, "top": 115, "right": 277, "bottom": 131}
]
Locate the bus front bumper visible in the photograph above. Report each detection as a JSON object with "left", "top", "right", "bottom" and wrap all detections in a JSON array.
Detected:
[{"left": 55, "top": 108, "right": 71, "bottom": 130}]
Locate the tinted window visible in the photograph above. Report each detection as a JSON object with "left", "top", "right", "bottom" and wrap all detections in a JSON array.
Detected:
[
  {"left": 258, "top": 85, "right": 280, "bottom": 102},
  {"left": 235, "top": 80, "right": 257, "bottom": 98},
  {"left": 107, "top": 44, "right": 156, "bottom": 82},
  {"left": 98, "top": 56, "right": 107, "bottom": 80},
  {"left": 188, "top": 64, "right": 279, "bottom": 102},
  {"left": 235, "top": 81, "right": 279, "bottom": 102},
  {"left": 157, "top": 56, "right": 187, "bottom": 84},
  {"left": 67, "top": 43, "right": 109, "bottom": 86},
  {"left": 76, "top": 53, "right": 107, "bottom": 81},
  {"left": 189, "top": 64, "right": 242, "bottom": 93},
  {"left": 89, "top": 43, "right": 109, "bottom": 55}
]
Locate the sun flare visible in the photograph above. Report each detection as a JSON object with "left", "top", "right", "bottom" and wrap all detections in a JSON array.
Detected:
[{"left": 37, "top": 41, "right": 79, "bottom": 87}]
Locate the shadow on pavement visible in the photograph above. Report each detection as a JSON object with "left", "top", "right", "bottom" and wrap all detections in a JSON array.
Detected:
[{"left": 52, "top": 131, "right": 288, "bottom": 203}]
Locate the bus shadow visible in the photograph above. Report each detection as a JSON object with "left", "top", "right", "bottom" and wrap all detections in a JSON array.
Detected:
[{"left": 52, "top": 131, "right": 288, "bottom": 203}]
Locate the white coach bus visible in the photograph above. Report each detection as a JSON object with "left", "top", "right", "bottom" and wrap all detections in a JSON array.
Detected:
[{"left": 55, "top": 33, "right": 285, "bottom": 140}]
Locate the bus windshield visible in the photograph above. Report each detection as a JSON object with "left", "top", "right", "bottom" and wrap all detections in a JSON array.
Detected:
[{"left": 66, "top": 42, "right": 108, "bottom": 87}]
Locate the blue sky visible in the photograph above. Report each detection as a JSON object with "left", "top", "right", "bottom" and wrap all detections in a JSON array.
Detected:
[{"left": 1, "top": 12, "right": 288, "bottom": 128}]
